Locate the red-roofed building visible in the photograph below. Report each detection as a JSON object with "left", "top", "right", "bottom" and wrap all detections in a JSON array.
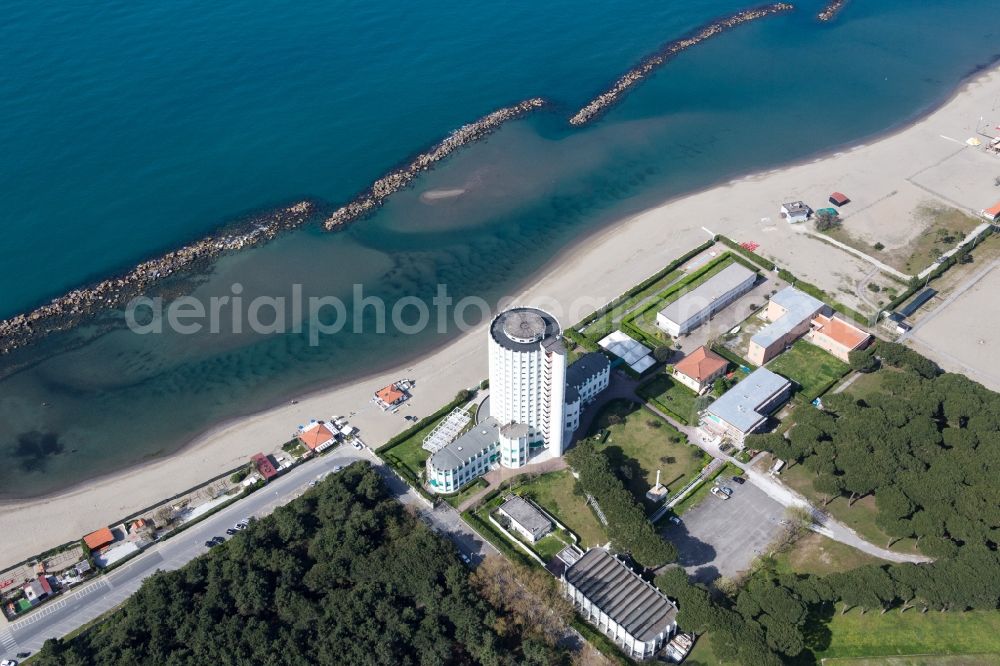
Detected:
[
  {"left": 672, "top": 346, "right": 729, "bottom": 394},
  {"left": 981, "top": 202, "right": 1000, "bottom": 222},
  {"left": 83, "top": 527, "right": 115, "bottom": 552},
  {"left": 806, "top": 314, "right": 872, "bottom": 362},
  {"left": 298, "top": 422, "right": 337, "bottom": 452},
  {"left": 251, "top": 453, "right": 278, "bottom": 481},
  {"left": 23, "top": 575, "right": 53, "bottom": 604},
  {"left": 374, "top": 383, "right": 408, "bottom": 409},
  {"left": 829, "top": 192, "right": 850, "bottom": 207}
]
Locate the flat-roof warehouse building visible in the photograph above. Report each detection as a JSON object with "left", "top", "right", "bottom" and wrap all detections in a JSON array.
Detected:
[
  {"left": 563, "top": 548, "right": 679, "bottom": 660},
  {"left": 656, "top": 262, "right": 756, "bottom": 337}
]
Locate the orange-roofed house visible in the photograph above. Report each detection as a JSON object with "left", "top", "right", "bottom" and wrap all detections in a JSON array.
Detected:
[
  {"left": 83, "top": 527, "right": 115, "bottom": 552},
  {"left": 374, "top": 383, "right": 408, "bottom": 409},
  {"left": 298, "top": 422, "right": 337, "bottom": 453},
  {"left": 981, "top": 202, "right": 1000, "bottom": 222},
  {"left": 805, "top": 314, "right": 872, "bottom": 362},
  {"left": 673, "top": 346, "right": 729, "bottom": 394}
]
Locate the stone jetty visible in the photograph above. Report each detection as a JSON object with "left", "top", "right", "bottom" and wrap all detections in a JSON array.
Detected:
[
  {"left": 817, "top": 0, "right": 847, "bottom": 21},
  {"left": 0, "top": 201, "right": 316, "bottom": 355},
  {"left": 569, "top": 3, "right": 795, "bottom": 127},
  {"left": 323, "top": 98, "right": 547, "bottom": 230}
]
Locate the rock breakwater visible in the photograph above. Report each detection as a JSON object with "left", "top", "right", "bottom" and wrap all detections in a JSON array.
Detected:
[
  {"left": 569, "top": 3, "right": 795, "bottom": 127},
  {"left": 817, "top": 0, "right": 847, "bottom": 22},
  {"left": 323, "top": 98, "right": 546, "bottom": 230},
  {"left": 0, "top": 201, "right": 316, "bottom": 355}
]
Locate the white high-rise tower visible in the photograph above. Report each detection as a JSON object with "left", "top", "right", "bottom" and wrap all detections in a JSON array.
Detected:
[{"left": 488, "top": 307, "right": 567, "bottom": 468}]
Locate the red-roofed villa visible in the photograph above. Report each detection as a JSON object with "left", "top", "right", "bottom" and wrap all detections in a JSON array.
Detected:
[{"left": 672, "top": 346, "right": 729, "bottom": 394}]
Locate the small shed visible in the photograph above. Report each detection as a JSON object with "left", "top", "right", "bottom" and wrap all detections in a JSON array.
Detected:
[
  {"left": 829, "top": 192, "right": 850, "bottom": 206},
  {"left": 981, "top": 202, "right": 1000, "bottom": 222}
]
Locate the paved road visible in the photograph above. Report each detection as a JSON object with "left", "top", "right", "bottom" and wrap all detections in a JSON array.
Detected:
[
  {"left": 0, "top": 446, "right": 496, "bottom": 660},
  {"left": 640, "top": 398, "right": 930, "bottom": 564}
]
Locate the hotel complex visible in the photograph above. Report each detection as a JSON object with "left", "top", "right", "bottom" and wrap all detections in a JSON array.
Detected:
[{"left": 426, "top": 307, "right": 610, "bottom": 493}]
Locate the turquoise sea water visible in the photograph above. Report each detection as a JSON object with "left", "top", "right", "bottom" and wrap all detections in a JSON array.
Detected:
[{"left": 1, "top": 0, "right": 999, "bottom": 497}]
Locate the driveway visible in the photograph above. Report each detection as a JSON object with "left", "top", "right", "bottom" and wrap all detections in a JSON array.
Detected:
[{"left": 660, "top": 480, "right": 786, "bottom": 583}]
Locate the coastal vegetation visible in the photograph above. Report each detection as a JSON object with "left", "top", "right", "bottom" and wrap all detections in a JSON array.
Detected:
[{"left": 32, "top": 463, "right": 570, "bottom": 665}]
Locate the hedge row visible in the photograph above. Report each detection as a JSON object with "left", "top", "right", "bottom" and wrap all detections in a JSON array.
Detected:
[
  {"left": 646, "top": 397, "right": 691, "bottom": 426},
  {"left": 717, "top": 234, "right": 777, "bottom": 271},
  {"left": 625, "top": 252, "right": 752, "bottom": 330},
  {"left": 571, "top": 239, "right": 716, "bottom": 331}
]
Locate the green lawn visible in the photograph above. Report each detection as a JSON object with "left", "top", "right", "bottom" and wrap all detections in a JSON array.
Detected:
[
  {"left": 822, "top": 656, "right": 1000, "bottom": 666},
  {"left": 581, "top": 268, "right": 684, "bottom": 342},
  {"left": 380, "top": 413, "right": 456, "bottom": 481},
  {"left": 533, "top": 532, "right": 573, "bottom": 560},
  {"left": 767, "top": 340, "right": 850, "bottom": 401},
  {"left": 514, "top": 471, "right": 607, "bottom": 547},
  {"left": 588, "top": 400, "right": 706, "bottom": 511},
  {"left": 638, "top": 373, "right": 708, "bottom": 425},
  {"left": 628, "top": 254, "right": 742, "bottom": 342},
  {"left": 813, "top": 610, "right": 1000, "bottom": 662},
  {"left": 771, "top": 532, "right": 887, "bottom": 577}
]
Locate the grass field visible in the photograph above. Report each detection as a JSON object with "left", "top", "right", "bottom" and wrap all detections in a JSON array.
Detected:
[
  {"left": 812, "top": 610, "right": 1000, "bottom": 663},
  {"left": 771, "top": 532, "right": 887, "bottom": 577},
  {"left": 515, "top": 470, "right": 607, "bottom": 547},
  {"left": 588, "top": 400, "right": 706, "bottom": 510},
  {"left": 638, "top": 373, "right": 707, "bottom": 425},
  {"left": 767, "top": 340, "right": 850, "bottom": 401},
  {"left": 822, "top": 656, "right": 1000, "bottom": 666}
]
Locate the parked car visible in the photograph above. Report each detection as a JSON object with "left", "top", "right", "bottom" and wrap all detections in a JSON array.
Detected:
[
  {"left": 308, "top": 481, "right": 317, "bottom": 487},
  {"left": 352, "top": 441, "right": 363, "bottom": 450},
  {"left": 731, "top": 475, "right": 746, "bottom": 485},
  {"left": 16, "top": 654, "right": 30, "bottom": 660},
  {"left": 711, "top": 487, "right": 730, "bottom": 500},
  {"left": 2, "top": 659, "right": 19, "bottom": 666},
  {"left": 668, "top": 515, "right": 682, "bottom": 525},
  {"left": 212, "top": 536, "right": 225, "bottom": 544},
  {"left": 460, "top": 553, "right": 471, "bottom": 564},
  {"left": 719, "top": 485, "right": 734, "bottom": 496},
  {"left": 333, "top": 465, "right": 343, "bottom": 472},
  {"left": 205, "top": 540, "right": 217, "bottom": 548},
  {"left": 226, "top": 528, "right": 237, "bottom": 535}
]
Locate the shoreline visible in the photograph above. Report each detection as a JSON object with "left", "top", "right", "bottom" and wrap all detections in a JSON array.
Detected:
[{"left": 2, "top": 61, "right": 999, "bottom": 567}]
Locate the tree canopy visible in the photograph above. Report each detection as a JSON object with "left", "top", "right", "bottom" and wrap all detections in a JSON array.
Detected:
[{"left": 34, "top": 463, "right": 568, "bottom": 666}]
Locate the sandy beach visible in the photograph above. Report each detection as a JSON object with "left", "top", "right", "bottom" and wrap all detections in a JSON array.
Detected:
[{"left": 2, "top": 65, "right": 999, "bottom": 568}]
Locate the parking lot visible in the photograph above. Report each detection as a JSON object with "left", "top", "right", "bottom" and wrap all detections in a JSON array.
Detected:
[{"left": 661, "top": 479, "right": 786, "bottom": 583}]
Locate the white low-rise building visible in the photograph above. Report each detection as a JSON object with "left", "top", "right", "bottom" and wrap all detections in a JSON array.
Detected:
[
  {"left": 563, "top": 548, "right": 678, "bottom": 660},
  {"left": 656, "top": 262, "right": 756, "bottom": 337},
  {"left": 497, "top": 495, "right": 553, "bottom": 543}
]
